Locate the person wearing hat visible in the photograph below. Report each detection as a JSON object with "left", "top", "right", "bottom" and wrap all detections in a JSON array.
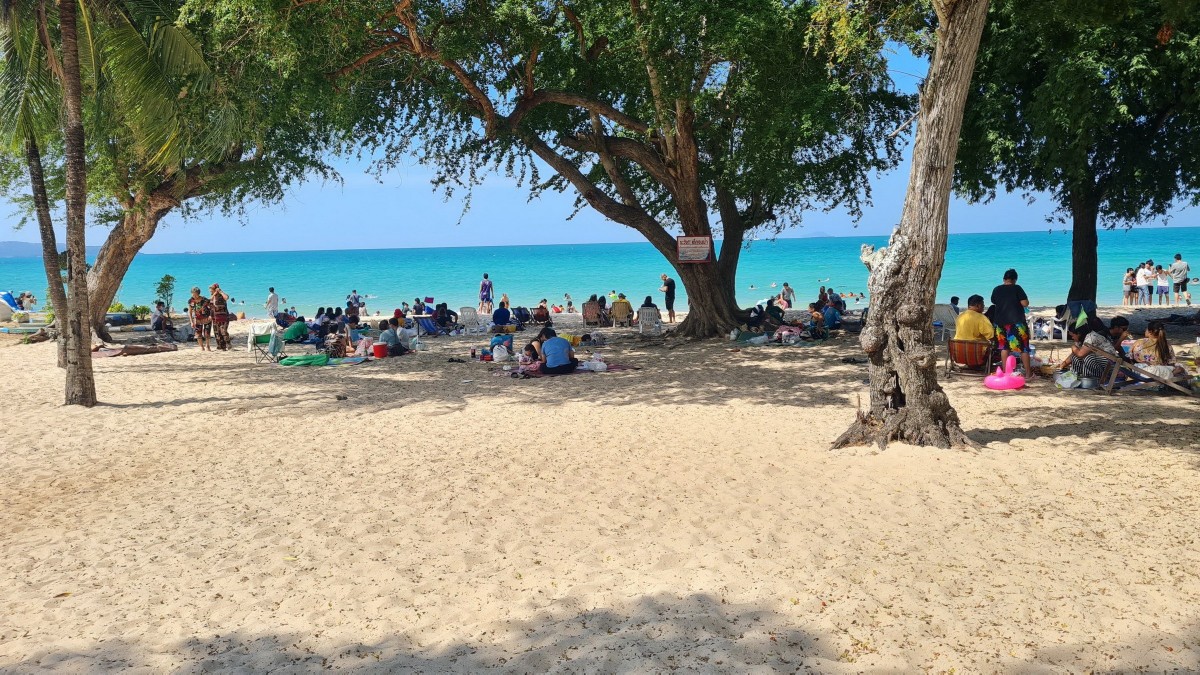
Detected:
[{"left": 209, "top": 283, "right": 232, "bottom": 350}]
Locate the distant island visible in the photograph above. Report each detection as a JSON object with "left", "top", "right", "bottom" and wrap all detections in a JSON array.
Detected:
[{"left": 0, "top": 241, "right": 102, "bottom": 258}]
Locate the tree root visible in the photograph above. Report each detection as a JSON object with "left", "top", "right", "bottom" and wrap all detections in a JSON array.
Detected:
[{"left": 832, "top": 407, "right": 978, "bottom": 450}]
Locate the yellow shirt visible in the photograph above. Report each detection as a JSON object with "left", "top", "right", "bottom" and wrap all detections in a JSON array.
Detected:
[{"left": 954, "top": 309, "right": 993, "bottom": 342}]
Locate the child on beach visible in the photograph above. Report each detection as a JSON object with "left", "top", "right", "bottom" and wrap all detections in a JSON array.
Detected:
[{"left": 1156, "top": 265, "right": 1171, "bottom": 305}]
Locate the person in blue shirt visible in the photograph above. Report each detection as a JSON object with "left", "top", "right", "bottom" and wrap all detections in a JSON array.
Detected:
[
  {"left": 539, "top": 328, "right": 578, "bottom": 374},
  {"left": 492, "top": 301, "right": 512, "bottom": 326},
  {"left": 822, "top": 302, "right": 842, "bottom": 329}
]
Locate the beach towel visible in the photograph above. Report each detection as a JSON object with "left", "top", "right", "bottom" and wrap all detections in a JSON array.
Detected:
[
  {"left": 279, "top": 354, "right": 330, "bottom": 367},
  {"left": 326, "top": 357, "right": 368, "bottom": 367},
  {"left": 516, "top": 363, "right": 638, "bottom": 378}
]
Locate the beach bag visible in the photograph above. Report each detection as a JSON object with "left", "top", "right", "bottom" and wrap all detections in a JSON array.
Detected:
[
  {"left": 1054, "top": 370, "right": 1080, "bottom": 389},
  {"left": 492, "top": 344, "right": 510, "bottom": 362}
]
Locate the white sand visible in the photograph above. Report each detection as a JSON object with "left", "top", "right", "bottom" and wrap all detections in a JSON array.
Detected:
[{"left": 2, "top": 319, "right": 1199, "bottom": 672}]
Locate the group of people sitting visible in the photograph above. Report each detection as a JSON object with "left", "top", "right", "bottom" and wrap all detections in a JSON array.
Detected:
[
  {"left": 1058, "top": 316, "right": 1187, "bottom": 385},
  {"left": 579, "top": 292, "right": 659, "bottom": 327},
  {"left": 744, "top": 289, "right": 844, "bottom": 339}
]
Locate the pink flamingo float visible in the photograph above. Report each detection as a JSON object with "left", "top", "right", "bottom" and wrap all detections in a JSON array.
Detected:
[{"left": 984, "top": 355, "right": 1026, "bottom": 390}]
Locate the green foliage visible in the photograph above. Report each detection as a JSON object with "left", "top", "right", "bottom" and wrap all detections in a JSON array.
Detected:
[
  {"left": 108, "top": 301, "right": 125, "bottom": 313},
  {"left": 128, "top": 303, "right": 150, "bottom": 320},
  {"left": 200, "top": 0, "right": 911, "bottom": 243},
  {"left": 956, "top": 0, "right": 1200, "bottom": 226},
  {"left": 154, "top": 273, "right": 174, "bottom": 309}
]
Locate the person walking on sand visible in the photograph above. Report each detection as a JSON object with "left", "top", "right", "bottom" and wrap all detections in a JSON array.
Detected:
[
  {"left": 210, "top": 283, "right": 232, "bottom": 351},
  {"left": 187, "top": 286, "right": 214, "bottom": 351},
  {"left": 1169, "top": 253, "right": 1191, "bottom": 306},
  {"left": 991, "top": 268, "right": 1031, "bottom": 377},
  {"left": 479, "top": 273, "right": 494, "bottom": 314},
  {"left": 265, "top": 287, "right": 279, "bottom": 317},
  {"left": 659, "top": 273, "right": 677, "bottom": 323}
]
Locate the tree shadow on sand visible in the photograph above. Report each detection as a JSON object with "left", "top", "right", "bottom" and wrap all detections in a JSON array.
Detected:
[{"left": 9, "top": 593, "right": 842, "bottom": 672}]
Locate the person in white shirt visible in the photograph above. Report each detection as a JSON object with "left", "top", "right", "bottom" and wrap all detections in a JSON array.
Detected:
[
  {"left": 1135, "top": 262, "right": 1154, "bottom": 306},
  {"left": 265, "top": 287, "right": 279, "bottom": 317}
]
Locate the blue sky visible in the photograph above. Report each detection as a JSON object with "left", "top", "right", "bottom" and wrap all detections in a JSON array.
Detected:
[{"left": 2, "top": 46, "right": 1196, "bottom": 253}]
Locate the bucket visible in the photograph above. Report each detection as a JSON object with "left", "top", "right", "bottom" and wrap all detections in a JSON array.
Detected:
[{"left": 372, "top": 343, "right": 388, "bottom": 359}]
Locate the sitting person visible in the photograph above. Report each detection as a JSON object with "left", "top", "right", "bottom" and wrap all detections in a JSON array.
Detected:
[
  {"left": 822, "top": 301, "right": 843, "bottom": 329},
  {"left": 539, "top": 328, "right": 579, "bottom": 374},
  {"left": 323, "top": 322, "right": 350, "bottom": 357},
  {"left": 150, "top": 301, "right": 174, "bottom": 332},
  {"left": 610, "top": 293, "right": 634, "bottom": 326},
  {"left": 1060, "top": 316, "right": 1124, "bottom": 381},
  {"left": 953, "top": 294, "right": 993, "bottom": 342},
  {"left": 1128, "top": 319, "right": 1187, "bottom": 378},
  {"left": 492, "top": 301, "right": 512, "bottom": 326},
  {"left": 377, "top": 319, "right": 410, "bottom": 356},
  {"left": 765, "top": 298, "right": 785, "bottom": 326},
  {"left": 274, "top": 311, "right": 294, "bottom": 328},
  {"left": 282, "top": 317, "right": 310, "bottom": 342},
  {"left": 435, "top": 303, "right": 459, "bottom": 329}
]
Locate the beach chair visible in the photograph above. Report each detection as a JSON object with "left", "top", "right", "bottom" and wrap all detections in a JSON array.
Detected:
[
  {"left": 531, "top": 306, "right": 551, "bottom": 325},
  {"left": 1049, "top": 306, "right": 1073, "bottom": 340},
  {"left": 417, "top": 316, "right": 446, "bottom": 337},
  {"left": 247, "top": 323, "right": 287, "bottom": 364},
  {"left": 1100, "top": 361, "right": 1196, "bottom": 397},
  {"left": 582, "top": 300, "right": 602, "bottom": 327},
  {"left": 512, "top": 306, "right": 532, "bottom": 328},
  {"left": 610, "top": 301, "right": 633, "bottom": 327},
  {"left": 945, "top": 339, "right": 996, "bottom": 377},
  {"left": 637, "top": 307, "right": 663, "bottom": 335},
  {"left": 931, "top": 304, "right": 957, "bottom": 341},
  {"left": 459, "top": 307, "right": 487, "bottom": 334}
]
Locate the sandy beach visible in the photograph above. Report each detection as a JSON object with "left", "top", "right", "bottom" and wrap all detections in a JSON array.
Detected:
[{"left": 2, "top": 308, "right": 1200, "bottom": 672}]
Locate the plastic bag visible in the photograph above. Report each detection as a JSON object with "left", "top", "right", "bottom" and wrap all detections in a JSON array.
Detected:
[
  {"left": 1054, "top": 370, "right": 1080, "bottom": 389},
  {"left": 492, "top": 344, "right": 510, "bottom": 362}
]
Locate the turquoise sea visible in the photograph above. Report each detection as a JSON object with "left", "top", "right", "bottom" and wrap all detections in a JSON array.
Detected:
[{"left": 2, "top": 227, "right": 1198, "bottom": 316}]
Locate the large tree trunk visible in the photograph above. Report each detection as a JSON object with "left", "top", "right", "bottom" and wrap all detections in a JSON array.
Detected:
[
  {"left": 833, "top": 0, "right": 989, "bottom": 449},
  {"left": 24, "top": 134, "right": 70, "bottom": 369},
  {"left": 57, "top": 0, "right": 98, "bottom": 407},
  {"left": 88, "top": 205, "right": 172, "bottom": 341},
  {"left": 1066, "top": 194, "right": 1100, "bottom": 303},
  {"left": 672, "top": 261, "right": 743, "bottom": 338}
]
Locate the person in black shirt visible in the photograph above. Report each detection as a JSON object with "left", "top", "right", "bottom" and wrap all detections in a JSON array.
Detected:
[
  {"left": 990, "top": 268, "right": 1031, "bottom": 376},
  {"left": 660, "top": 273, "right": 677, "bottom": 323}
]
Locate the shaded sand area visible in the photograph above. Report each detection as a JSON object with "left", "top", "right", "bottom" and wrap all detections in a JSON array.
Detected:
[{"left": 2, "top": 319, "right": 1200, "bottom": 672}]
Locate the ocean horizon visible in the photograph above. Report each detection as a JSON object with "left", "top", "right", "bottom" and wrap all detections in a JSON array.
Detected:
[{"left": 3, "top": 226, "right": 1198, "bottom": 316}]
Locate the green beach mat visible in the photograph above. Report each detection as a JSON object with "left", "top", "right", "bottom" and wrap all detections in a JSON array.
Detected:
[{"left": 279, "top": 354, "right": 329, "bottom": 367}]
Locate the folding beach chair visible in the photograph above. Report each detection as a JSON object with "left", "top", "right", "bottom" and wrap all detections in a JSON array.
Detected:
[
  {"left": 610, "top": 301, "right": 633, "bottom": 327},
  {"left": 417, "top": 316, "right": 446, "bottom": 337},
  {"left": 512, "top": 306, "right": 532, "bottom": 328},
  {"left": 247, "top": 323, "right": 287, "bottom": 364},
  {"left": 945, "top": 339, "right": 996, "bottom": 377},
  {"left": 931, "top": 304, "right": 957, "bottom": 341},
  {"left": 531, "top": 306, "right": 551, "bottom": 325},
  {"left": 637, "top": 307, "right": 663, "bottom": 335},
  {"left": 1049, "top": 306, "right": 1074, "bottom": 340},
  {"left": 582, "top": 300, "right": 602, "bottom": 327},
  {"left": 459, "top": 307, "right": 487, "bottom": 334},
  {"left": 1100, "top": 361, "right": 1196, "bottom": 397}
]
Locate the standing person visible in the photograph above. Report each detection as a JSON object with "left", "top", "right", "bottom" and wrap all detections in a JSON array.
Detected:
[
  {"left": 1155, "top": 265, "right": 1171, "bottom": 306},
  {"left": 1121, "top": 267, "right": 1136, "bottom": 306},
  {"left": 1169, "top": 253, "right": 1191, "bottom": 306},
  {"left": 781, "top": 282, "right": 796, "bottom": 308},
  {"left": 265, "top": 287, "right": 279, "bottom": 317},
  {"left": 479, "top": 273, "right": 494, "bottom": 314},
  {"left": 659, "top": 273, "right": 676, "bottom": 323},
  {"left": 347, "top": 289, "right": 366, "bottom": 316},
  {"left": 990, "top": 268, "right": 1032, "bottom": 377},
  {"left": 1135, "top": 261, "right": 1153, "bottom": 306},
  {"left": 187, "top": 286, "right": 213, "bottom": 351},
  {"left": 209, "top": 283, "right": 232, "bottom": 351}
]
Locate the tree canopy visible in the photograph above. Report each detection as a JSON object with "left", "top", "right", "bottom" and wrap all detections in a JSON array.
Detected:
[
  {"left": 955, "top": 0, "right": 1200, "bottom": 300},
  {"left": 184, "top": 0, "right": 913, "bottom": 335}
]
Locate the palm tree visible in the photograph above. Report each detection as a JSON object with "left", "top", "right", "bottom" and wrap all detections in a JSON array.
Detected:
[{"left": 1, "top": 0, "right": 216, "bottom": 402}]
